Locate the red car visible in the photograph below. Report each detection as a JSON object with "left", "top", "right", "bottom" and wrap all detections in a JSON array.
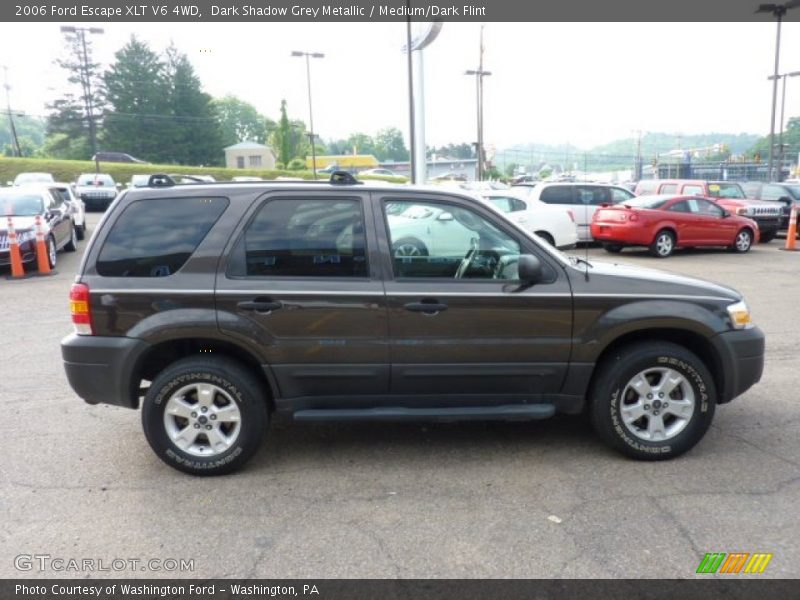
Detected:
[{"left": 591, "top": 195, "right": 759, "bottom": 258}]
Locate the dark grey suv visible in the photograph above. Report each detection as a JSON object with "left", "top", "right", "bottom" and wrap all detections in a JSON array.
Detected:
[{"left": 61, "top": 175, "right": 765, "bottom": 475}]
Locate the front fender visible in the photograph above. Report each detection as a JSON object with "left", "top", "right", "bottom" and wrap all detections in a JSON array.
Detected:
[{"left": 572, "top": 299, "right": 728, "bottom": 363}]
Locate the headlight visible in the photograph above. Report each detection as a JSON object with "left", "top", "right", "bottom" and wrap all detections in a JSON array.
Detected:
[
  {"left": 727, "top": 300, "right": 753, "bottom": 330},
  {"left": 16, "top": 230, "right": 36, "bottom": 244},
  {"left": 736, "top": 207, "right": 750, "bottom": 216}
]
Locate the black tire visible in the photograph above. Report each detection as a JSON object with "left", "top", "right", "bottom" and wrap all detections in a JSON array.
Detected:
[
  {"left": 590, "top": 341, "right": 716, "bottom": 461},
  {"left": 46, "top": 235, "right": 57, "bottom": 269},
  {"left": 730, "top": 228, "right": 753, "bottom": 253},
  {"left": 64, "top": 223, "right": 78, "bottom": 252},
  {"left": 758, "top": 230, "right": 776, "bottom": 244},
  {"left": 142, "top": 357, "right": 268, "bottom": 475},
  {"left": 392, "top": 237, "right": 428, "bottom": 258},
  {"left": 649, "top": 229, "right": 675, "bottom": 258},
  {"left": 603, "top": 243, "right": 623, "bottom": 254},
  {"left": 535, "top": 231, "right": 556, "bottom": 247},
  {"left": 76, "top": 224, "right": 86, "bottom": 241}
]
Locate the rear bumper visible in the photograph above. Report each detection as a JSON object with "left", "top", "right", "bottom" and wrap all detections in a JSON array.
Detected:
[
  {"left": 61, "top": 333, "right": 151, "bottom": 409},
  {"left": 711, "top": 326, "right": 765, "bottom": 403},
  {"left": 590, "top": 223, "right": 650, "bottom": 245}
]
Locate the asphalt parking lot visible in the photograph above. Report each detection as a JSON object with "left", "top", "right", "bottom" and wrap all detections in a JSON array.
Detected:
[{"left": 2, "top": 211, "right": 799, "bottom": 579}]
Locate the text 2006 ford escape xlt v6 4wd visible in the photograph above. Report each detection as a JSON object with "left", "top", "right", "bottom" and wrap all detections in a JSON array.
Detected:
[{"left": 61, "top": 174, "right": 765, "bottom": 475}]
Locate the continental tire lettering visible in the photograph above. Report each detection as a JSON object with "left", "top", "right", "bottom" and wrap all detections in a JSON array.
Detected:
[
  {"left": 166, "top": 447, "right": 243, "bottom": 469},
  {"left": 658, "top": 355, "right": 709, "bottom": 411}
]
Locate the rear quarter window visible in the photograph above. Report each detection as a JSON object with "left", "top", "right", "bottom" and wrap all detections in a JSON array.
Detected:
[
  {"left": 539, "top": 186, "right": 574, "bottom": 204},
  {"left": 96, "top": 197, "right": 228, "bottom": 277}
]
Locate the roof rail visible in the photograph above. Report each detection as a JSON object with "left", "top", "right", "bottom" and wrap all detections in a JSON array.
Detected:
[{"left": 330, "top": 171, "right": 362, "bottom": 185}]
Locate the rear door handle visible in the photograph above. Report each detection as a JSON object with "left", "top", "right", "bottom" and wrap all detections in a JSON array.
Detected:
[
  {"left": 237, "top": 299, "right": 283, "bottom": 313},
  {"left": 404, "top": 300, "right": 448, "bottom": 315}
]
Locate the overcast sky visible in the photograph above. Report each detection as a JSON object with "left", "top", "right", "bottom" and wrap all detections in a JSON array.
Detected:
[{"left": 1, "top": 21, "right": 799, "bottom": 150}]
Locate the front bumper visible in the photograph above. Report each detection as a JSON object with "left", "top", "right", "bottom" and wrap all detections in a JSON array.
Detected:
[
  {"left": 710, "top": 326, "right": 765, "bottom": 403},
  {"left": 61, "top": 333, "right": 151, "bottom": 409},
  {"left": 751, "top": 216, "right": 780, "bottom": 235}
]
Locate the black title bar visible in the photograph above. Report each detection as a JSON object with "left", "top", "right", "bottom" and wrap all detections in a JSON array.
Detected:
[{"left": 6, "top": 0, "right": 800, "bottom": 22}]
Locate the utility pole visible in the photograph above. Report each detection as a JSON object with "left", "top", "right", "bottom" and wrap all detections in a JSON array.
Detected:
[
  {"left": 465, "top": 25, "right": 491, "bottom": 181},
  {"left": 1, "top": 66, "right": 21, "bottom": 157},
  {"left": 60, "top": 26, "right": 103, "bottom": 158}
]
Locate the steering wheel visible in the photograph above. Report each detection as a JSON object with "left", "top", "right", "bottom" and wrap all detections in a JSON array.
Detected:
[{"left": 454, "top": 237, "right": 480, "bottom": 279}]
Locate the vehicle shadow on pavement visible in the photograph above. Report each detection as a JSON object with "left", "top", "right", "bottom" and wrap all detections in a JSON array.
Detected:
[{"left": 249, "top": 414, "right": 610, "bottom": 471}]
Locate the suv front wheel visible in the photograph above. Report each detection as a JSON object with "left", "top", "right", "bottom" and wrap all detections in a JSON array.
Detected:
[
  {"left": 142, "top": 357, "right": 268, "bottom": 475},
  {"left": 590, "top": 342, "right": 716, "bottom": 460}
]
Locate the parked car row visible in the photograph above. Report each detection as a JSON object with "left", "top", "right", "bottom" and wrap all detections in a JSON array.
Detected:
[{"left": 0, "top": 186, "right": 81, "bottom": 271}]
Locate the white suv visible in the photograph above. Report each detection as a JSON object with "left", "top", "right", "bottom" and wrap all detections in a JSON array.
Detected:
[{"left": 512, "top": 182, "right": 635, "bottom": 242}]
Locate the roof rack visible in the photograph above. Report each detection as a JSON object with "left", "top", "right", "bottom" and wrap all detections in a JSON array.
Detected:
[
  {"left": 145, "top": 171, "right": 363, "bottom": 188},
  {"left": 148, "top": 174, "right": 176, "bottom": 187},
  {"left": 329, "top": 171, "right": 362, "bottom": 185}
]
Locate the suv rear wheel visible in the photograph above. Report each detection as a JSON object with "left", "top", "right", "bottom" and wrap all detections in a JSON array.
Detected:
[
  {"left": 142, "top": 357, "right": 268, "bottom": 475},
  {"left": 589, "top": 341, "right": 716, "bottom": 460}
]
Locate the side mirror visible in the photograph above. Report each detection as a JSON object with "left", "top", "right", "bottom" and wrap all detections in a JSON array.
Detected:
[
  {"left": 437, "top": 211, "right": 454, "bottom": 221},
  {"left": 518, "top": 254, "right": 543, "bottom": 284},
  {"left": 721, "top": 209, "right": 730, "bottom": 218}
]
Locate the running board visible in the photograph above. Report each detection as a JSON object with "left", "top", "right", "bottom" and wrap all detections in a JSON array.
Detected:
[{"left": 293, "top": 404, "right": 556, "bottom": 422}]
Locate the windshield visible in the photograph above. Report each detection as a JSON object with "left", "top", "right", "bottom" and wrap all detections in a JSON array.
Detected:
[
  {"left": 77, "top": 174, "right": 115, "bottom": 186},
  {"left": 14, "top": 173, "right": 53, "bottom": 185},
  {"left": 1, "top": 193, "right": 45, "bottom": 216},
  {"left": 618, "top": 196, "right": 672, "bottom": 209},
  {"left": 707, "top": 183, "right": 745, "bottom": 199}
]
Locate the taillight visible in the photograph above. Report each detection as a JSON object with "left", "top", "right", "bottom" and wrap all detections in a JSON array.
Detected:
[
  {"left": 567, "top": 210, "right": 575, "bottom": 222},
  {"left": 70, "top": 283, "right": 93, "bottom": 335}
]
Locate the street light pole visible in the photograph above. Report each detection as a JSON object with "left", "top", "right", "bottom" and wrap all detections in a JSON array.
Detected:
[
  {"left": 60, "top": 26, "right": 103, "bottom": 158},
  {"left": 291, "top": 50, "right": 324, "bottom": 179},
  {"left": 756, "top": 2, "right": 799, "bottom": 181},
  {"left": 465, "top": 25, "right": 491, "bottom": 181}
]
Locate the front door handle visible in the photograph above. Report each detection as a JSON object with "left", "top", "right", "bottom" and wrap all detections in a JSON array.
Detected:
[
  {"left": 237, "top": 299, "right": 283, "bottom": 313},
  {"left": 404, "top": 299, "right": 448, "bottom": 315}
]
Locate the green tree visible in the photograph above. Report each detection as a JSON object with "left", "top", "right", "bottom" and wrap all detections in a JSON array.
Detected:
[
  {"left": 1, "top": 117, "right": 45, "bottom": 157},
  {"left": 346, "top": 132, "right": 376, "bottom": 156},
  {"left": 272, "top": 99, "right": 293, "bottom": 165},
  {"left": 45, "top": 31, "right": 105, "bottom": 159},
  {"left": 374, "top": 127, "right": 409, "bottom": 161},
  {"left": 748, "top": 116, "right": 800, "bottom": 162},
  {"left": 103, "top": 36, "right": 170, "bottom": 162},
  {"left": 213, "top": 95, "right": 275, "bottom": 148},
  {"left": 164, "top": 44, "right": 222, "bottom": 165}
]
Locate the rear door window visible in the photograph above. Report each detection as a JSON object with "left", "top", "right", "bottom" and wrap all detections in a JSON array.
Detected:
[
  {"left": 229, "top": 198, "right": 368, "bottom": 278},
  {"left": 96, "top": 197, "right": 228, "bottom": 277},
  {"left": 578, "top": 186, "right": 611, "bottom": 205}
]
